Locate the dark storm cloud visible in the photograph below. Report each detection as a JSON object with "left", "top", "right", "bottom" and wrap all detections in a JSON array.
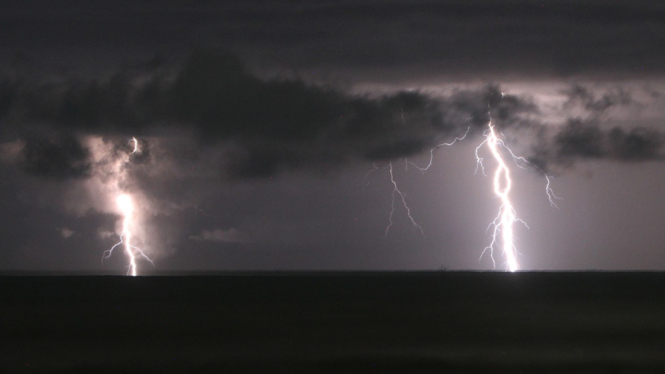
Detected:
[
  {"left": 0, "top": 78, "right": 18, "bottom": 118},
  {"left": 17, "top": 133, "right": 91, "bottom": 180},
  {"left": 5, "top": 50, "right": 663, "bottom": 183},
  {"left": 556, "top": 121, "right": 664, "bottom": 162},
  {"left": 1, "top": 51, "right": 663, "bottom": 181},
  {"left": 219, "top": 82, "right": 533, "bottom": 177},
  {"left": 562, "top": 84, "right": 634, "bottom": 116},
  {"left": 519, "top": 82, "right": 665, "bottom": 172},
  {"left": 2, "top": 51, "right": 518, "bottom": 179},
  {"left": 529, "top": 119, "right": 665, "bottom": 172},
  {"left": 556, "top": 119, "right": 605, "bottom": 159},
  {"left": 607, "top": 127, "right": 664, "bottom": 161}
]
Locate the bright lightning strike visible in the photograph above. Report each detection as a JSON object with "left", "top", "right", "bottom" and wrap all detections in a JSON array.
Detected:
[
  {"left": 379, "top": 98, "right": 558, "bottom": 271},
  {"left": 103, "top": 194, "right": 153, "bottom": 276},
  {"left": 130, "top": 137, "right": 139, "bottom": 154},
  {"left": 475, "top": 113, "right": 558, "bottom": 271},
  {"left": 101, "top": 137, "right": 154, "bottom": 276},
  {"left": 475, "top": 120, "right": 523, "bottom": 271}
]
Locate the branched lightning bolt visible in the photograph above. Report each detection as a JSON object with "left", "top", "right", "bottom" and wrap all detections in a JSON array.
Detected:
[
  {"left": 102, "top": 137, "right": 154, "bottom": 276},
  {"left": 406, "top": 126, "right": 472, "bottom": 173},
  {"left": 475, "top": 111, "right": 559, "bottom": 271},
  {"left": 363, "top": 163, "right": 380, "bottom": 186},
  {"left": 386, "top": 162, "right": 424, "bottom": 236},
  {"left": 382, "top": 128, "right": 472, "bottom": 236},
  {"left": 376, "top": 98, "right": 558, "bottom": 271},
  {"left": 103, "top": 194, "right": 154, "bottom": 276},
  {"left": 370, "top": 95, "right": 558, "bottom": 270},
  {"left": 474, "top": 120, "right": 523, "bottom": 271}
]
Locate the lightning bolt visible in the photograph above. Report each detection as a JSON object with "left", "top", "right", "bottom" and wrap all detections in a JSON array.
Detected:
[
  {"left": 130, "top": 137, "right": 138, "bottom": 154},
  {"left": 386, "top": 161, "right": 424, "bottom": 236},
  {"left": 102, "top": 137, "right": 154, "bottom": 276},
  {"left": 475, "top": 111, "right": 558, "bottom": 271},
  {"left": 381, "top": 128, "right": 471, "bottom": 236},
  {"left": 376, "top": 97, "right": 558, "bottom": 271},
  {"left": 103, "top": 194, "right": 153, "bottom": 276},
  {"left": 475, "top": 120, "right": 523, "bottom": 271},
  {"left": 376, "top": 102, "right": 474, "bottom": 236},
  {"left": 406, "top": 127, "right": 472, "bottom": 173}
]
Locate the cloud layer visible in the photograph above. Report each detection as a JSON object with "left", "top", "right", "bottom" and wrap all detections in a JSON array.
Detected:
[{"left": 2, "top": 51, "right": 663, "bottom": 183}]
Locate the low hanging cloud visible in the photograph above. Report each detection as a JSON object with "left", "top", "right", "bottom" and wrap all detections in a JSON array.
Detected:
[
  {"left": 0, "top": 51, "right": 509, "bottom": 180},
  {"left": 0, "top": 50, "right": 663, "bottom": 182},
  {"left": 557, "top": 120, "right": 663, "bottom": 161},
  {"left": 562, "top": 84, "right": 634, "bottom": 117},
  {"left": 527, "top": 83, "right": 665, "bottom": 172},
  {"left": 17, "top": 133, "right": 92, "bottom": 180},
  {"left": 529, "top": 119, "right": 665, "bottom": 172}
]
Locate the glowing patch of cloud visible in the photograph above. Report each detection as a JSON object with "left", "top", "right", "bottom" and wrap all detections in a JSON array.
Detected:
[
  {"left": 190, "top": 228, "right": 247, "bottom": 244},
  {"left": 58, "top": 227, "right": 75, "bottom": 238}
]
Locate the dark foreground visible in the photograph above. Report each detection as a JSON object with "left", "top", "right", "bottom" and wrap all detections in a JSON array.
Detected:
[{"left": 1, "top": 272, "right": 665, "bottom": 373}]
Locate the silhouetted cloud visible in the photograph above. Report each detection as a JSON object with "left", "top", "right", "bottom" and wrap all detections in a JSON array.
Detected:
[
  {"left": 562, "top": 84, "right": 634, "bottom": 116},
  {"left": 556, "top": 119, "right": 606, "bottom": 159},
  {"left": 0, "top": 52, "right": 518, "bottom": 179},
  {"left": 607, "top": 127, "right": 663, "bottom": 161},
  {"left": 529, "top": 119, "right": 665, "bottom": 172},
  {"left": 17, "top": 133, "right": 91, "bottom": 180},
  {"left": 0, "top": 78, "right": 18, "bottom": 119},
  {"left": 1, "top": 52, "right": 663, "bottom": 182}
]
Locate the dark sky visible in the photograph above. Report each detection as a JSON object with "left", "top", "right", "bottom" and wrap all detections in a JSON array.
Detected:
[{"left": 1, "top": 0, "right": 665, "bottom": 273}]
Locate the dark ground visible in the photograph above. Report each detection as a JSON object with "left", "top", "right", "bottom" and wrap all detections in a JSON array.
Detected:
[{"left": 1, "top": 272, "right": 665, "bottom": 373}]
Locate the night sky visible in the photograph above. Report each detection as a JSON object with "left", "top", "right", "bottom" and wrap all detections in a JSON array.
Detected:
[{"left": 2, "top": 0, "right": 665, "bottom": 273}]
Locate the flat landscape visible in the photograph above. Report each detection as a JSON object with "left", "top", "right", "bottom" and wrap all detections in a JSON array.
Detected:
[{"left": 1, "top": 272, "right": 665, "bottom": 373}]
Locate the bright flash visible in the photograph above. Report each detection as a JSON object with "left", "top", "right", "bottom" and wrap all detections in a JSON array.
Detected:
[
  {"left": 117, "top": 194, "right": 133, "bottom": 215},
  {"left": 475, "top": 114, "right": 557, "bottom": 271},
  {"left": 476, "top": 120, "right": 522, "bottom": 272},
  {"left": 384, "top": 98, "right": 557, "bottom": 271},
  {"left": 130, "top": 137, "right": 139, "bottom": 154},
  {"left": 102, "top": 137, "right": 153, "bottom": 276},
  {"left": 103, "top": 193, "right": 153, "bottom": 276}
]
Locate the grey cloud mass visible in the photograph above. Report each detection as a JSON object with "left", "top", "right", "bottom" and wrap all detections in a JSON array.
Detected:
[
  {"left": 0, "top": 51, "right": 479, "bottom": 179},
  {"left": 18, "top": 133, "right": 92, "bottom": 180},
  {"left": 562, "top": 84, "right": 634, "bottom": 117},
  {"left": 2, "top": 52, "right": 663, "bottom": 181},
  {"left": 529, "top": 119, "right": 665, "bottom": 172}
]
